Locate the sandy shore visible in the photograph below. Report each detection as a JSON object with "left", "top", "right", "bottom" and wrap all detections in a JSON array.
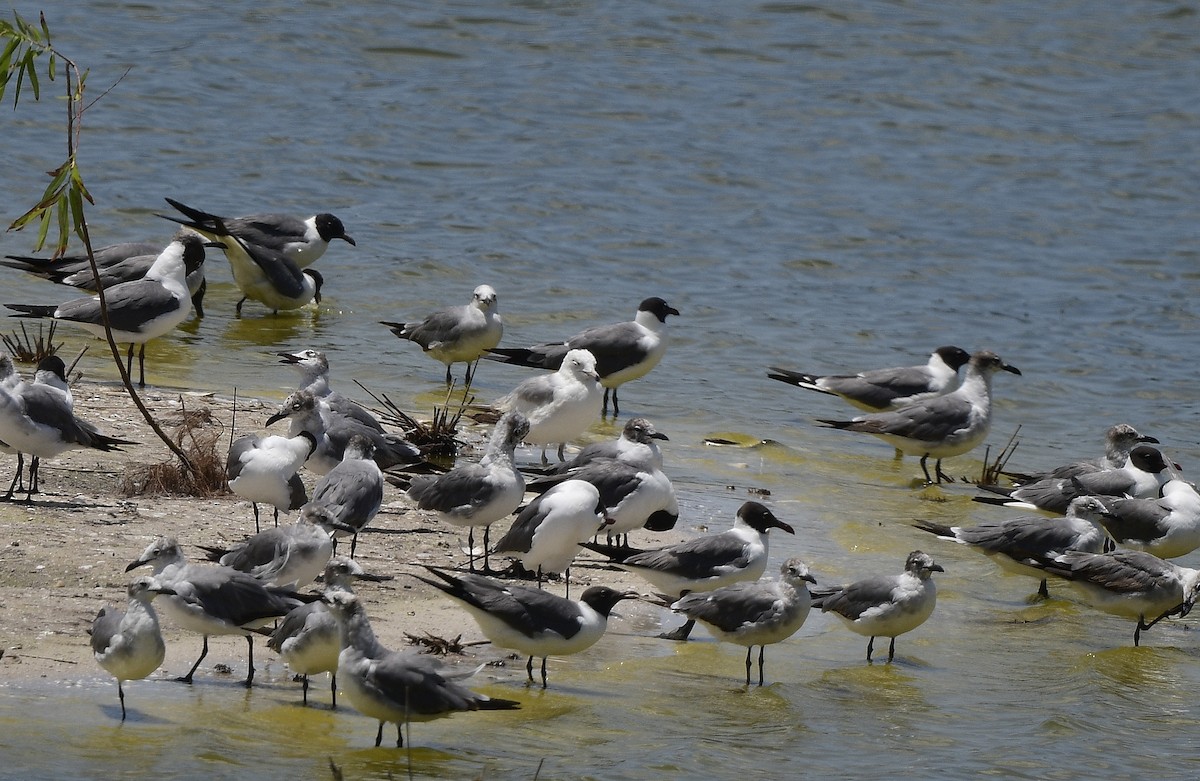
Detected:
[{"left": 0, "top": 379, "right": 665, "bottom": 684}]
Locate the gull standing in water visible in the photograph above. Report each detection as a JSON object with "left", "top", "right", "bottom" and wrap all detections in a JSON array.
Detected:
[
  {"left": 5, "top": 231, "right": 217, "bottom": 387},
  {"left": 1089, "top": 478, "right": 1200, "bottom": 560},
  {"left": 998, "top": 423, "right": 1159, "bottom": 484},
  {"left": 126, "top": 536, "right": 306, "bottom": 687},
  {"left": 89, "top": 575, "right": 176, "bottom": 720},
  {"left": 381, "top": 284, "right": 503, "bottom": 386},
  {"left": 816, "top": 350, "right": 1021, "bottom": 484},
  {"left": 412, "top": 566, "right": 636, "bottom": 687},
  {"left": 1024, "top": 549, "right": 1200, "bottom": 646},
  {"left": 323, "top": 590, "right": 521, "bottom": 748},
  {"left": 2, "top": 238, "right": 210, "bottom": 317},
  {"left": 268, "top": 557, "right": 391, "bottom": 707},
  {"left": 913, "top": 495, "right": 1113, "bottom": 597},
  {"left": 768, "top": 346, "right": 971, "bottom": 412},
  {"left": 812, "top": 550, "right": 943, "bottom": 663},
  {"left": 487, "top": 297, "right": 679, "bottom": 416},
  {"left": 671, "top": 558, "right": 816, "bottom": 686},
  {"left": 583, "top": 501, "right": 795, "bottom": 640}
]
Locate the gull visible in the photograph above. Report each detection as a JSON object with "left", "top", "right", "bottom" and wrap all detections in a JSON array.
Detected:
[
  {"left": 277, "top": 348, "right": 384, "bottom": 432},
  {"left": 197, "top": 506, "right": 353, "bottom": 589},
  {"left": 267, "top": 557, "right": 391, "bottom": 707},
  {"left": 487, "top": 297, "right": 680, "bottom": 416},
  {"left": 492, "top": 478, "right": 612, "bottom": 594},
  {"left": 88, "top": 575, "right": 176, "bottom": 720},
  {"left": 0, "top": 354, "right": 135, "bottom": 501},
  {"left": 1092, "top": 478, "right": 1200, "bottom": 559},
  {"left": 265, "top": 390, "right": 423, "bottom": 475},
  {"left": 671, "top": 558, "right": 816, "bottom": 686},
  {"left": 812, "top": 550, "right": 943, "bottom": 663},
  {"left": 816, "top": 350, "right": 1022, "bottom": 484},
  {"left": 544, "top": 416, "right": 668, "bottom": 474},
  {"left": 493, "top": 348, "right": 603, "bottom": 464},
  {"left": 768, "top": 345, "right": 972, "bottom": 412},
  {"left": 303, "top": 434, "right": 384, "bottom": 558},
  {"left": 999, "top": 423, "right": 1159, "bottom": 484},
  {"left": 323, "top": 590, "right": 521, "bottom": 748},
  {"left": 401, "top": 411, "right": 529, "bottom": 572},
  {"left": 0, "top": 351, "right": 27, "bottom": 498},
  {"left": 220, "top": 229, "right": 324, "bottom": 315},
  {"left": 412, "top": 566, "right": 636, "bottom": 687},
  {"left": 159, "top": 197, "right": 353, "bottom": 314},
  {"left": 3, "top": 238, "right": 210, "bottom": 316},
  {"left": 975, "top": 445, "right": 1174, "bottom": 514},
  {"left": 5, "top": 231, "right": 218, "bottom": 386},
  {"left": 225, "top": 430, "right": 316, "bottom": 532},
  {"left": 530, "top": 456, "right": 679, "bottom": 546},
  {"left": 381, "top": 284, "right": 503, "bottom": 386},
  {"left": 913, "top": 495, "right": 1113, "bottom": 598},
  {"left": 126, "top": 536, "right": 307, "bottom": 687},
  {"left": 1025, "top": 549, "right": 1200, "bottom": 646},
  {"left": 582, "top": 501, "right": 796, "bottom": 640}
]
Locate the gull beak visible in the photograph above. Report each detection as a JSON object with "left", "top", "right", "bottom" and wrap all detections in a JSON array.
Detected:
[
  {"left": 265, "top": 409, "right": 288, "bottom": 426},
  {"left": 341, "top": 234, "right": 357, "bottom": 246},
  {"left": 1002, "top": 363, "right": 1022, "bottom": 376},
  {"left": 125, "top": 557, "right": 148, "bottom": 573},
  {"left": 277, "top": 351, "right": 302, "bottom": 364},
  {"left": 650, "top": 431, "right": 669, "bottom": 441},
  {"left": 774, "top": 519, "right": 796, "bottom": 535}
]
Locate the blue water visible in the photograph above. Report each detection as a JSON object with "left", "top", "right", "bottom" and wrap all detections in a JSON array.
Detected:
[{"left": 2, "top": 1, "right": 1200, "bottom": 778}]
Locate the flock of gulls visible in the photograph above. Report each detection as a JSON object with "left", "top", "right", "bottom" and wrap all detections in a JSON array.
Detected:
[{"left": 2, "top": 202, "right": 1198, "bottom": 750}]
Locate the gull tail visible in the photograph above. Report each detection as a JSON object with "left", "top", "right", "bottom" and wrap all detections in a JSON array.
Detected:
[
  {"left": 912, "top": 518, "right": 955, "bottom": 538},
  {"left": 5, "top": 303, "right": 56, "bottom": 319},
  {"left": 766, "top": 367, "right": 832, "bottom": 395}
]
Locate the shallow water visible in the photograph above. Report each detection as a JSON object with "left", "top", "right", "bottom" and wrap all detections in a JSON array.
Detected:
[{"left": 3, "top": 0, "right": 1200, "bottom": 778}]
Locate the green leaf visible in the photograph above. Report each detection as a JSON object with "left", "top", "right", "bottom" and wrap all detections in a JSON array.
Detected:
[
  {"left": 34, "top": 208, "right": 51, "bottom": 251},
  {"left": 58, "top": 193, "right": 72, "bottom": 255},
  {"left": 39, "top": 11, "right": 49, "bottom": 45},
  {"left": 25, "top": 51, "right": 38, "bottom": 99},
  {"left": 47, "top": 52, "right": 54, "bottom": 81}
]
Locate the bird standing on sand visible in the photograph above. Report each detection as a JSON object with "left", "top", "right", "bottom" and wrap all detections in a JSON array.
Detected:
[
  {"left": 303, "top": 434, "right": 385, "bottom": 558},
  {"left": 226, "top": 430, "right": 316, "bottom": 532},
  {"left": 493, "top": 348, "right": 603, "bottom": 464}
]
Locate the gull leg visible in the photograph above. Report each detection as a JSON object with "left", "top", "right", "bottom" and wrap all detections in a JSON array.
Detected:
[
  {"left": 331, "top": 672, "right": 337, "bottom": 708},
  {"left": 918, "top": 456, "right": 933, "bottom": 485},
  {"left": 1038, "top": 579, "right": 1049, "bottom": 599},
  {"left": 125, "top": 343, "right": 135, "bottom": 382},
  {"left": 179, "top": 636, "right": 209, "bottom": 683},
  {"left": 118, "top": 680, "right": 127, "bottom": 721},
  {"left": 236, "top": 297, "right": 246, "bottom": 317},
  {"left": 244, "top": 635, "right": 255, "bottom": 688},
  {"left": 375, "top": 722, "right": 384, "bottom": 747},
  {"left": 526, "top": 656, "right": 535, "bottom": 683},
  {"left": 758, "top": 646, "right": 766, "bottom": 686},
  {"left": 744, "top": 647, "right": 752, "bottom": 686},
  {"left": 137, "top": 344, "right": 147, "bottom": 388},
  {"left": 445, "top": 364, "right": 453, "bottom": 387},
  {"left": 888, "top": 637, "right": 897, "bottom": 662},
  {"left": 934, "top": 458, "right": 953, "bottom": 484},
  {"left": 866, "top": 636, "right": 875, "bottom": 663},
  {"left": 251, "top": 503, "right": 261, "bottom": 534},
  {"left": 467, "top": 527, "right": 477, "bottom": 573},
  {"left": 301, "top": 674, "right": 309, "bottom": 705},
  {"left": 540, "top": 657, "right": 548, "bottom": 688},
  {"left": 611, "top": 388, "right": 620, "bottom": 417},
  {"left": 602, "top": 388, "right": 610, "bottom": 416}
]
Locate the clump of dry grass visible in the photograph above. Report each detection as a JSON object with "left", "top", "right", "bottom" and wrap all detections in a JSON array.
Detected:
[
  {"left": 2, "top": 321, "right": 61, "bottom": 363},
  {"left": 976, "top": 425, "right": 1021, "bottom": 485},
  {"left": 119, "top": 399, "right": 230, "bottom": 497},
  {"left": 355, "top": 380, "right": 469, "bottom": 460}
]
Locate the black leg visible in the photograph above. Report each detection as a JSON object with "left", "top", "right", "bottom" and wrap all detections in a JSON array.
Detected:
[
  {"left": 744, "top": 647, "right": 752, "bottom": 686},
  {"left": 602, "top": 388, "right": 610, "bottom": 416},
  {"left": 350, "top": 532, "right": 358, "bottom": 558},
  {"left": 866, "top": 636, "right": 875, "bottom": 662},
  {"left": 236, "top": 297, "right": 246, "bottom": 316},
  {"left": 375, "top": 722, "right": 384, "bottom": 747},
  {"left": 137, "top": 344, "right": 147, "bottom": 388},
  {"left": 445, "top": 364, "right": 453, "bottom": 386},
  {"left": 482, "top": 526, "right": 492, "bottom": 573},
  {"left": 934, "top": 459, "right": 952, "bottom": 484},
  {"left": 179, "top": 636, "right": 209, "bottom": 683},
  {"left": 301, "top": 674, "right": 309, "bottom": 705},
  {"left": 273, "top": 506, "right": 280, "bottom": 528},
  {"left": 467, "top": 527, "right": 476, "bottom": 573},
  {"left": 1, "top": 452, "right": 22, "bottom": 500},
  {"left": 118, "top": 680, "right": 127, "bottom": 721},
  {"left": 540, "top": 657, "right": 548, "bottom": 688},
  {"left": 526, "top": 656, "right": 535, "bottom": 683},
  {"left": 252, "top": 503, "right": 261, "bottom": 535},
  {"left": 887, "top": 637, "right": 896, "bottom": 662},
  {"left": 395, "top": 723, "right": 403, "bottom": 748},
  {"left": 125, "top": 343, "right": 135, "bottom": 382},
  {"left": 331, "top": 672, "right": 337, "bottom": 708},
  {"left": 1038, "top": 579, "right": 1049, "bottom": 599},
  {"left": 244, "top": 635, "right": 255, "bottom": 687},
  {"left": 25, "top": 455, "right": 40, "bottom": 500},
  {"left": 758, "top": 645, "right": 766, "bottom": 686},
  {"left": 918, "top": 456, "right": 933, "bottom": 485},
  {"left": 611, "top": 388, "right": 620, "bottom": 417}
]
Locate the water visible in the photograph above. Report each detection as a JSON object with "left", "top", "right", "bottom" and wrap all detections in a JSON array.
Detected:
[{"left": 2, "top": 0, "right": 1200, "bottom": 778}]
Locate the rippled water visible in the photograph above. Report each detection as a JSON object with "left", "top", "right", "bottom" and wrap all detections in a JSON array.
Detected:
[{"left": 3, "top": 1, "right": 1200, "bottom": 778}]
